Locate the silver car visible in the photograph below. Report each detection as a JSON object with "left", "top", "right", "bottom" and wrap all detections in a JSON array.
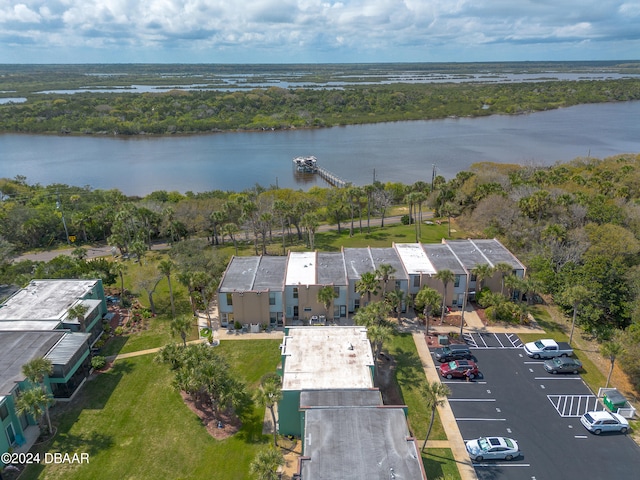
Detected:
[
  {"left": 465, "top": 436, "right": 521, "bottom": 462},
  {"left": 580, "top": 411, "right": 629, "bottom": 434}
]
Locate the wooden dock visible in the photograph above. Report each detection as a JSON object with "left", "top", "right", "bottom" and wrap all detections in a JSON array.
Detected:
[{"left": 317, "top": 166, "right": 347, "bottom": 188}]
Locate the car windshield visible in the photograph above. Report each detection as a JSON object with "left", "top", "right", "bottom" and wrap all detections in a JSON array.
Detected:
[
  {"left": 583, "top": 413, "right": 595, "bottom": 423},
  {"left": 477, "top": 438, "right": 490, "bottom": 451},
  {"left": 503, "top": 438, "right": 514, "bottom": 448},
  {"left": 534, "top": 340, "right": 545, "bottom": 349},
  {"left": 447, "top": 361, "right": 457, "bottom": 369}
]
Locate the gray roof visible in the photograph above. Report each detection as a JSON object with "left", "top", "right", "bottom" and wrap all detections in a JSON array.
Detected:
[
  {"left": 470, "top": 239, "right": 526, "bottom": 271},
  {"left": 301, "top": 407, "right": 425, "bottom": 480},
  {"left": 253, "top": 256, "right": 287, "bottom": 290},
  {"left": 45, "top": 332, "right": 91, "bottom": 365},
  {"left": 444, "top": 239, "right": 492, "bottom": 270},
  {"left": 219, "top": 256, "right": 261, "bottom": 292},
  {"left": 343, "top": 248, "right": 375, "bottom": 281},
  {"left": 0, "top": 331, "right": 65, "bottom": 395},
  {"left": 0, "top": 279, "right": 98, "bottom": 321},
  {"left": 300, "top": 389, "right": 383, "bottom": 408},
  {"left": 369, "top": 248, "right": 408, "bottom": 280},
  {"left": 422, "top": 243, "right": 466, "bottom": 275},
  {"left": 317, "top": 253, "right": 347, "bottom": 285}
]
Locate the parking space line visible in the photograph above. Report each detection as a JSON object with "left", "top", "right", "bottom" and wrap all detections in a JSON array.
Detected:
[
  {"left": 548, "top": 394, "right": 604, "bottom": 417},
  {"left": 506, "top": 333, "right": 523, "bottom": 348},
  {"left": 534, "top": 377, "right": 582, "bottom": 380},
  {"left": 494, "top": 333, "right": 506, "bottom": 348},
  {"left": 473, "top": 463, "right": 531, "bottom": 468},
  {"left": 448, "top": 398, "right": 496, "bottom": 402},
  {"left": 456, "top": 418, "right": 506, "bottom": 421},
  {"left": 463, "top": 332, "right": 477, "bottom": 348}
]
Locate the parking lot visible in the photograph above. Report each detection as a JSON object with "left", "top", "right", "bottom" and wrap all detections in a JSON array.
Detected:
[{"left": 437, "top": 333, "right": 640, "bottom": 480}]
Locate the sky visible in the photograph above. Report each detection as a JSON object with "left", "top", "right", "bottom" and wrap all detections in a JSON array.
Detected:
[{"left": 0, "top": 0, "right": 639, "bottom": 64}]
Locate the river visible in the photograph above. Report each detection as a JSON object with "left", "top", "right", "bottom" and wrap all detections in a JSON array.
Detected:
[{"left": 1, "top": 101, "right": 640, "bottom": 196}]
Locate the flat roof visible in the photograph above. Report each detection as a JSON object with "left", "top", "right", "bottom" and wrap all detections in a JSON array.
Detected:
[
  {"left": 470, "top": 239, "right": 526, "bottom": 270},
  {"left": 219, "top": 256, "right": 260, "bottom": 293},
  {"left": 422, "top": 243, "right": 466, "bottom": 274},
  {"left": 300, "top": 389, "right": 382, "bottom": 408},
  {"left": 301, "top": 407, "right": 425, "bottom": 480},
  {"left": 0, "top": 331, "right": 65, "bottom": 395},
  {"left": 369, "top": 248, "right": 408, "bottom": 280},
  {"left": 343, "top": 248, "right": 375, "bottom": 280},
  {"left": 281, "top": 327, "right": 374, "bottom": 391},
  {"left": 444, "top": 239, "right": 492, "bottom": 270},
  {"left": 285, "top": 252, "right": 317, "bottom": 286},
  {"left": 253, "top": 256, "right": 287, "bottom": 290},
  {"left": 317, "top": 252, "right": 347, "bottom": 285},
  {"left": 393, "top": 243, "right": 437, "bottom": 275},
  {"left": 0, "top": 279, "right": 98, "bottom": 321}
]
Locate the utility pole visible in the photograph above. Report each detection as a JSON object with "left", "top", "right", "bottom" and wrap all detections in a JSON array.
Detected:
[
  {"left": 459, "top": 291, "right": 467, "bottom": 338},
  {"left": 56, "top": 191, "right": 71, "bottom": 245}
]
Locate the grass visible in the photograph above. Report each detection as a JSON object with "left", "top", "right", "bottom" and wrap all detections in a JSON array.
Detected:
[
  {"left": 22, "top": 340, "right": 282, "bottom": 480},
  {"left": 387, "top": 332, "right": 446, "bottom": 441},
  {"left": 422, "top": 448, "right": 462, "bottom": 480}
]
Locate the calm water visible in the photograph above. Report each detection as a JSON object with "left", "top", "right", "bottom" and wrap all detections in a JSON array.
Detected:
[{"left": 1, "top": 101, "right": 640, "bottom": 196}]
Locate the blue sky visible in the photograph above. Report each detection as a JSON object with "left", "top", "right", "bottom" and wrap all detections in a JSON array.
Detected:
[{"left": 0, "top": 0, "right": 638, "bottom": 63}]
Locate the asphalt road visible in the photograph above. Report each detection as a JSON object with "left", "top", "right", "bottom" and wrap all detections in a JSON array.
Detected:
[{"left": 441, "top": 334, "right": 640, "bottom": 480}]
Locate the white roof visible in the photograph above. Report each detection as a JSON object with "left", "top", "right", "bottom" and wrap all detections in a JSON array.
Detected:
[
  {"left": 281, "top": 327, "right": 374, "bottom": 391},
  {"left": 285, "top": 252, "right": 317, "bottom": 286},
  {"left": 394, "top": 243, "right": 437, "bottom": 275}
]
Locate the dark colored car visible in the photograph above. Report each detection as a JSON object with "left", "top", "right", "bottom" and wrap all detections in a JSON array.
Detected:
[
  {"left": 434, "top": 344, "right": 473, "bottom": 362},
  {"left": 543, "top": 357, "right": 583, "bottom": 374},
  {"left": 439, "top": 360, "right": 479, "bottom": 380}
]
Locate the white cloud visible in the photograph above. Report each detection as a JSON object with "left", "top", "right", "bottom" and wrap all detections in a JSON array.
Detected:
[{"left": 0, "top": 0, "right": 638, "bottom": 62}]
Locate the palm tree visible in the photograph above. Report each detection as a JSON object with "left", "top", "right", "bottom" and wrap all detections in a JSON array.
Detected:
[
  {"left": 170, "top": 315, "right": 193, "bottom": 347},
  {"left": 67, "top": 303, "right": 90, "bottom": 331},
  {"left": 16, "top": 386, "right": 55, "bottom": 435},
  {"left": 601, "top": 341, "right": 624, "bottom": 389},
  {"left": 317, "top": 285, "right": 338, "bottom": 321},
  {"left": 414, "top": 286, "right": 441, "bottom": 335},
  {"left": 434, "top": 269, "right": 455, "bottom": 324},
  {"left": 563, "top": 285, "right": 590, "bottom": 346},
  {"left": 221, "top": 222, "right": 240, "bottom": 256},
  {"left": 158, "top": 259, "right": 176, "bottom": 318},
  {"left": 253, "top": 373, "right": 282, "bottom": 447},
  {"left": 420, "top": 381, "right": 451, "bottom": 450},
  {"left": 110, "top": 261, "right": 128, "bottom": 303},
  {"left": 471, "top": 263, "right": 493, "bottom": 293},
  {"left": 21, "top": 357, "right": 54, "bottom": 434},
  {"left": 249, "top": 447, "right": 284, "bottom": 480},
  {"left": 367, "top": 323, "right": 394, "bottom": 368},
  {"left": 494, "top": 262, "right": 513, "bottom": 295},
  {"left": 376, "top": 263, "right": 396, "bottom": 293},
  {"left": 385, "top": 289, "right": 406, "bottom": 325},
  {"left": 355, "top": 271, "right": 380, "bottom": 306}
]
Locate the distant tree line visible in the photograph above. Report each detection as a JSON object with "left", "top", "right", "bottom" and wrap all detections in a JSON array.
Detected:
[{"left": 2, "top": 79, "right": 640, "bottom": 135}]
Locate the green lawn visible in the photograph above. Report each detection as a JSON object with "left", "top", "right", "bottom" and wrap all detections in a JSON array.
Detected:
[
  {"left": 23, "top": 340, "right": 282, "bottom": 480},
  {"left": 386, "top": 332, "right": 447, "bottom": 441},
  {"left": 422, "top": 448, "right": 462, "bottom": 480}
]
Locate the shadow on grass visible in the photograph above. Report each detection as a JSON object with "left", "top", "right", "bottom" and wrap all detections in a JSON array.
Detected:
[
  {"left": 235, "top": 406, "right": 270, "bottom": 444},
  {"left": 421, "top": 449, "right": 462, "bottom": 480},
  {"left": 393, "top": 347, "right": 425, "bottom": 390}
]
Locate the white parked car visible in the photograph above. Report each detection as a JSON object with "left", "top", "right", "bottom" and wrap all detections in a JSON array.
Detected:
[
  {"left": 465, "top": 436, "right": 521, "bottom": 461},
  {"left": 580, "top": 411, "right": 629, "bottom": 434}
]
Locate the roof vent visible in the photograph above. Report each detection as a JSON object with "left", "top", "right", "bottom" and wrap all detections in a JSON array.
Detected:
[{"left": 347, "top": 342, "right": 353, "bottom": 350}]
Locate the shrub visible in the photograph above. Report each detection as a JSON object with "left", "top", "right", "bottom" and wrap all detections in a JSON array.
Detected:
[
  {"left": 234, "top": 321, "right": 242, "bottom": 330},
  {"left": 91, "top": 356, "right": 107, "bottom": 370},
  {"left": 114, "top": 326, "right": 124, "bottom": 336}
]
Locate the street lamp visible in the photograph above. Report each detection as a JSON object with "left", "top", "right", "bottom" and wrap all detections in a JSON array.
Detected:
[{"left": 459, "top": 291, "right": 467, "bottom": 338}]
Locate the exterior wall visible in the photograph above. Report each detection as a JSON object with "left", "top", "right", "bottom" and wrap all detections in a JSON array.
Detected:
[
  {"left": 1, "top": 394, "right": 27, "bottom": 465},
  {"left": 228, "top": 292, "right": 270, "bottom": 325},
  {"left": 278, "top": 390, "right": 302, "bottom": 436},
  {"left": 48, "top": 351, "right": 91, "bottom": 399}
]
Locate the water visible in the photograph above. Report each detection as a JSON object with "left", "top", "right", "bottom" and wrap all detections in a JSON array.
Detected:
[{"left": 1, "top": 101, "right": 639, "bottom": 196}]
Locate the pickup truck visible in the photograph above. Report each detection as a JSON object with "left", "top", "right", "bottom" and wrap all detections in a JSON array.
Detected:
[{"left": 523, "top": 339, "right": 574, "bottom": 359}]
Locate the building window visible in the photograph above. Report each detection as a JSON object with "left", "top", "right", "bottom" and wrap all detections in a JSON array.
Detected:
[
  {"left": 395, "top": 280, "right": 401, "bottom": 290},
  {"left": 226, "top": 293, "right": 233, "bottom": 306},
  {"left": 413, "top": 276, "right": 420, "bottom": 288},
  {"left": 334, "top": 287, "right": 340, "bottom": 297},
  {"left": 354, "top": 299, "right": 360, "bottom": 310},
  {"left": 293, "top": 287, "right": 298, "bottom": 299},
  {"left": 470, "top": 273, "right": 477, "bottom": 282},
  {"left": 454, "top": 275, "right": 460, "bottom": 288},
  {"left": 0, "top": 402, "right": 8, "bottom": 421},
  {"left": 269, "top": 293, "right": 276, "bottom": 305}
]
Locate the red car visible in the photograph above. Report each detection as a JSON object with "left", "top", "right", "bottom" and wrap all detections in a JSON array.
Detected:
[{"left": 439, "top": 360, "right": 479, "bottom": 380}]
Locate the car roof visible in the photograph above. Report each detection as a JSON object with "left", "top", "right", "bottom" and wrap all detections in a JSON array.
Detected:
[{"left": 585, "top": 411, "right": 617, "bottom": 421}]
